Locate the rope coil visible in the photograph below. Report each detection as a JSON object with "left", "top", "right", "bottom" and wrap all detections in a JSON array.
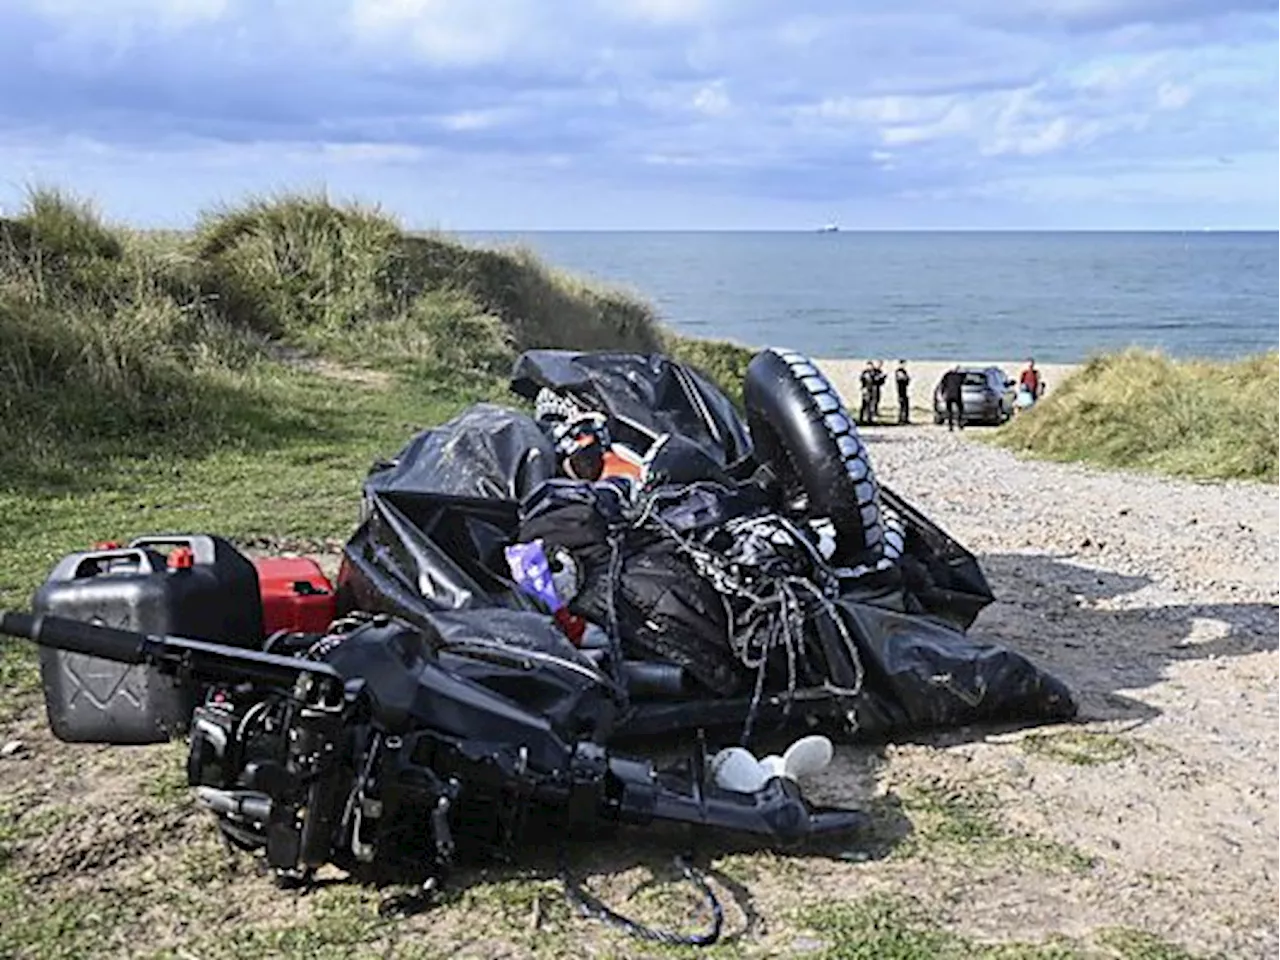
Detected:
[{"left": 626, "top": 489, "right": 866, "bottom": 745}]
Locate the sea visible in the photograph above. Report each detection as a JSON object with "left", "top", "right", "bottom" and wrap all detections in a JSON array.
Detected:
[{"left": 458, "top": 231, "right": 1278, "bottom": 363}]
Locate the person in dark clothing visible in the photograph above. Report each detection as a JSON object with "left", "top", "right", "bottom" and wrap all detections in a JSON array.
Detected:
[
  {"left": 939, "top": 366, "right": 965, "bottom": 431},
  {"left": 859, "top": 361, "right": 876, "bottom": 424},
  {"left": 870, "top": 361, "right": 887, "bottom": 421},
  {"left": 894, "top": 360, "right": 911, "bottom": 424}
]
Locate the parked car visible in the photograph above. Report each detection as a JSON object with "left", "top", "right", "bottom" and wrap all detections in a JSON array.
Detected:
[{"left": 933, "top": 367, "right": 1016, "bottom": 426}]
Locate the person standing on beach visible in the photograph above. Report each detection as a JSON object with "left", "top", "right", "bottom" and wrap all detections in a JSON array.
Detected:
[
  {"left": 870, "top": 361, "right": 887, "bottom": 421},
  {"left": 859, "top": 361, "right": 876, "bottom": 424},
  {"left": 894, "top": 360, "right": 911, "bottom": 424},
  {"left": 1019, "top": 359, "right": 1043, "bottom": 404},
  {"left": 940, "top": 365, "right": 965, "bottom": 431}
]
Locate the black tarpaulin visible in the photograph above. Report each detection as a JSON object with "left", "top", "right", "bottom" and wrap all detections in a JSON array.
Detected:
[
  {"left": 364, "top": 403, "right": 557, "bottom": 502},
  {"left": 838, "top": 601, "right": 1077, "bottom": 732},
  {"left": 336, "top": 350, "right": 1075, "bottom": 743},
  {"left": 427, "top": 608, "right": 621, "bottom": 742},
  {"left": 340, "top": 406, "right": 552, "bottom": 617},
  {"left": 510, "top": 350, "right": 753, "bottom": 468}
]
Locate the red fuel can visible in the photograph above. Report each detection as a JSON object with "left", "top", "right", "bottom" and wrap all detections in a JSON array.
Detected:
[{"left": 252, "top": 557, "right": 337, "bottom": 635}]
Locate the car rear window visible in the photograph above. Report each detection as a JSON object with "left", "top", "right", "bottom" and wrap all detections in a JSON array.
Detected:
[{"left": 963, "top": 372, "right": 987, "bottom": 386}]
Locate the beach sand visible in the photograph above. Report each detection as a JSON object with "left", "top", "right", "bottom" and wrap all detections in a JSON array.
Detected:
[{"left": 818, "top": 358, "right": 1081, "bottom": 417}]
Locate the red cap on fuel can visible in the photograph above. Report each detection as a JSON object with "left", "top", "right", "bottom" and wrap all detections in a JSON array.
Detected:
[{"left": 167, "top": 546, "right": 195, "bottom": 570}]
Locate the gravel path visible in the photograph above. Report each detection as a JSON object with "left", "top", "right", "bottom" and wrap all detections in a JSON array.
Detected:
[{"left": 846, "top": 419, "right": 1278, "bottom": 957}]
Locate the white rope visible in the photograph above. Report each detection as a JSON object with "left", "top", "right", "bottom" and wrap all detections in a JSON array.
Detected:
[{"left": 626, "top": 492, "right": 866, "bottom": 743}]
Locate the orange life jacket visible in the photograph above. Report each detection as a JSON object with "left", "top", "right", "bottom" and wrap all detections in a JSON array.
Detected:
[{"left": 601, "top": 446, "right": 644, "bottom": 481}]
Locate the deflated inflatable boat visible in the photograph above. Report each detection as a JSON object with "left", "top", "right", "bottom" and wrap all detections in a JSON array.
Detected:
[{"left": 338, "top": 347, "right": 1076, "bottom": 745}]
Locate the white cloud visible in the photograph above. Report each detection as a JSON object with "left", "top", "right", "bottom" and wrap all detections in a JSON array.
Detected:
[
  {"left": 347, "top": 0, "right": 721, "bottom": 67},
  {"left": 23, "top": 0, "right": 228, "bottom": 44},
  {"left": 32, "top": 0, "right": 228, "bottom": 22},
  {"left": 2, "top": 0, "right": 1274, "bottom": 226},
  {"left": 806, "top": 94, "right": 953, "bottom": 126},
  {"left": 841, "top": 97, "right": 981, "bottom": 148},
  {"left": 642, "top": 152, "right": 698, "bottom": 166},
  {"left": 1156, "top": 81, "right": 1193, "bottom": 110},
  {"left": 793, "top": 46, "right": 1218, "bottom": 162},
  {"left": 871, "top": 149, "right": 897, "bottom": 170},
  {"left": 879, "top": 119, "right": 950, "bottom": 146},
  {"left": 984, "top": 116, "right": 1078, "bottom": 156},
  {"left": 350, "top": 0, "right": 540, "bottom": 66},
  {"left": 775, "top": 16, "right": 826, "bottom": 47},
  {"left": 17, "top": 0, "right": 236, "bottom": 73},
  {"left": 1071, "top": 54, "right": 1165, "bottom": 94},
  {"left": 970, "top": 152, "right": 1278, "bottom": 206},
  {"left": 607, "top": 0, "right": 718, "bottom": 25},
  {"left": 438, "top": 108, "right": 516, "bottom": 131},
  {"left": 691, "top": 81, "right": 731, "bottom": 116},
  {"left": 320, "top": 142, "right": 426, "bottom": 162}
]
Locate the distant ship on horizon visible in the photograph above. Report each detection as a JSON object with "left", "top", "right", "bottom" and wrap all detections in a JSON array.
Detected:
[{"left": 817, "top": 222, "right": 840, "bottom": 233}]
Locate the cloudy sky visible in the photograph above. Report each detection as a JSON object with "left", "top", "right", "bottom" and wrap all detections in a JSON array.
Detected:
[{"left": 0, "top": 0, "right": 1275, "bottom": 229}]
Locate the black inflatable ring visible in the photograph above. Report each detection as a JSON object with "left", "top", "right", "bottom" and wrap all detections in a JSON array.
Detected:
[{"left": 744, "top": 348, "right": 886, "bottom": 563}]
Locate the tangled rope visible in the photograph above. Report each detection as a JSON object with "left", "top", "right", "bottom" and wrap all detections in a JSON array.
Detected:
[
  {"left": 602, "top": 531, "right": 631, "bottom": 711},
  {"left": 626, "top": 490, "right": 866, "bottom": 745},
  {"left": 559, "top": 847, "right": 724, "bottom": 948}
]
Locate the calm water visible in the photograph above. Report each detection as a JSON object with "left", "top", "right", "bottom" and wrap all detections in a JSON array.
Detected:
[{"left": 459, "top": 231, "right": 1278, "bottom": 362}]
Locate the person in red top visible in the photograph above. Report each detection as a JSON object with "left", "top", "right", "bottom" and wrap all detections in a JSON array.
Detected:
[{"left": 1019, "top": 359, "right": 1044, "bottom": 403}]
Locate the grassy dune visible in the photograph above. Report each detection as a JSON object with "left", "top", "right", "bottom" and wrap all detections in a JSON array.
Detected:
[
  {"left": 993, "top": 349, "right": 1279, "bottom": 483},
  {"left": 0, "top": 190, "right": 748, "bottom": 483},
  {"left": 0, "top": 194, "right": 610, "bottom": 472}
]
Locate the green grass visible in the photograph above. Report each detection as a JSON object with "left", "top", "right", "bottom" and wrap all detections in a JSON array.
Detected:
[
  {"left": 798, "top": 897, "right": 1212, "bottom": 960},
  {"left": 0, "top": 365, "right": 487, "bottom": 694},
  {"left": 892, "top": 780, "right": 1096, "bottom": 873},
  {"left": 1094, "top": 928, "right": 1208, "bottom": 960},
  {"left": 800, "top": 895, "right": 1073, "bottom": 960},
  {"left": 1021, "top": 730, "right": 1138, "bottom": 766},
  {"left": 160, "top": 886, "right": 398, "bottom": 960},
  {"left": 190, "top": 192, "right": 662, "bottom": 362},
  {"left": 993, "top": 349, "right": 1279, "bottom": 483}
]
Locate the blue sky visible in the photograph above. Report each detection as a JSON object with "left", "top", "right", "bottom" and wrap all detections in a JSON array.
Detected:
[{"left": 0, "top": 0, "right": 1275, "bottom": 229}]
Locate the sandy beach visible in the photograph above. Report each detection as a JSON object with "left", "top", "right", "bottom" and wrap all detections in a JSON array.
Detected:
[
  {"left": 819, "top": 358, "right": 1081, "bottom": 417},
  {"left": 830, "top": 421, "right": 1276, "bottom": 957}
]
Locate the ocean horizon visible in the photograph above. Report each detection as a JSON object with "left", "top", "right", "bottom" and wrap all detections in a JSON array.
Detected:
[
  {"left": 456, "top": 228, "right": 1276, "bottom": 233},
  {"left": 457, "top": 230, "right": 1279, "bottom": 364}
]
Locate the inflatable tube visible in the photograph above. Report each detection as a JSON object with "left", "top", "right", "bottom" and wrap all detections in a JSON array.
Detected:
[
  {"left": 881, "top": 505, "right": 905, "bottom": 563},
  {"left": 744, "top": 349, "right": 885, "bottom": 562}
]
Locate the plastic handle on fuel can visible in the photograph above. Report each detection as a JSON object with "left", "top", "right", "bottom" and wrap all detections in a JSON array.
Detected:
[
  {"left": 128, "top": 535, "right": 213, "bottom": 565},
  {"left": 71, "top": 548, "right": 158, "bottom": 580}
]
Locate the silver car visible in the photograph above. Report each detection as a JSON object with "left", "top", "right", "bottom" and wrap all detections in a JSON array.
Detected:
[{"left": 933, "top": 367, "right": 1016, "bottom": 426}]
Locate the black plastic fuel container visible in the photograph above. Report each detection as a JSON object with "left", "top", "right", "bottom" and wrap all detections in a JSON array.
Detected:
[{"left": 32, "top": 534, "right": 265, "bottom": 744}]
